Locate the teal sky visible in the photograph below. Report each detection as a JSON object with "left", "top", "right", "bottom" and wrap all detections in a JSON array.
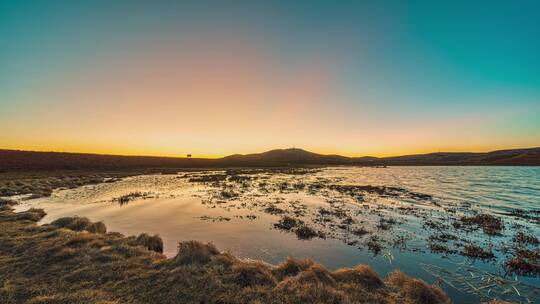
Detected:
[{"left": 1, "top": 1, "right": 539, "bottom": 157}]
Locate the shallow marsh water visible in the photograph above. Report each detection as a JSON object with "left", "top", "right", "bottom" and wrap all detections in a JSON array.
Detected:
[{"left": 12, "top": 166, "right": 540, "bottom": 303}]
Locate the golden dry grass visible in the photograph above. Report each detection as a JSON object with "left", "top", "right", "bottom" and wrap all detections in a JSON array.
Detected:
[{"left": 0, "top": 201, "right": 453, "bottom": 304}]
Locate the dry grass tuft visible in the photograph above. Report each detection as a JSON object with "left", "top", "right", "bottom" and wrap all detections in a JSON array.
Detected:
[
  {"left": 134, "top": 233, "right": 163, "bottom": 253},
  {"left": 51, "top": 216, "right": 92, "bottom": 231},
  {"left": 175, "top": 240, "right": 219, "bottom": 265},
  {"left": 272, "top": 257, "right": 314, "bottom": 280},
  {"left": 332, "top": 265, "right": 383, "bottom": 288},
  {"left": 387, "top": 270, "right": 408, "bottom": 288},
  {"left": 14, "top": 208, "right": 46, "bottom": 222},
  {"left": 388, "top": 271, "right": 451, "bottom": 304},
  {"left": 0, "top": 205, "right": 451, "bottom": 304},
  {"left": 231, "top": 262, "right": 276, "bottom": 287},
  {"left": 87, "top": 222, "right": 107, "bottom": 234},
  {"left": 273, "top": 282, "right": 347, "bottom": 304},
  {"left": 293, "top": 264, "right": 336, "bottom": 286},
  {"left": 51, "top": 217, "right": 106, "bottom": 234}
]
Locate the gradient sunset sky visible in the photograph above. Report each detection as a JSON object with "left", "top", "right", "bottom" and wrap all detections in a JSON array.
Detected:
[{"left": 1, "top": 1, "right": 539, "bottom": 157}]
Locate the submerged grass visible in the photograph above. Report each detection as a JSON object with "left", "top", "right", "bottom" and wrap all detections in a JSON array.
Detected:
[{"left": 0, "top": 202, "right": 452, "bottom": 304}]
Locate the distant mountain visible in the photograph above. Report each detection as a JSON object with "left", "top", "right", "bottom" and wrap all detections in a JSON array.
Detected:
[
  {"left": 0, "top": 147, "right": 539, "bottom": 171},
  {"left": 218, "top": 147, "right": 540, "bottom": 166},
  {"left": 378, "top": 148, "right": 540, "bottom": 166},
  {"left": 219, "top": 148, "right": 375, "bottom": 166}
]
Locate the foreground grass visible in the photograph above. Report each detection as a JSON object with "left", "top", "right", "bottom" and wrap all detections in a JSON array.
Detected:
[{"left": 0, "top": 200, "right": 451, "bottom": 304}]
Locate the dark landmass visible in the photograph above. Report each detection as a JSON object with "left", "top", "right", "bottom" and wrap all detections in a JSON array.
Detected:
[
  {"left": 1, "top": 147, "right": 539, "bottom": 171},
  {"left": 0, "top": 199, "right": 451, "bottom": 304}
]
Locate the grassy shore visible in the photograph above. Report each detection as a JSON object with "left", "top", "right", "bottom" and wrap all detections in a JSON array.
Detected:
[{"left": 0, "top": 198, "right": 453, "bottom": 304}]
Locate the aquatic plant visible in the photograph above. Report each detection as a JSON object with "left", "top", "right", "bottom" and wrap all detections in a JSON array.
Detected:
[
  {"left": 504, "top": 248, "right": 540, "bottom": 277},
  {"left": 512, "top": 231, "right": 539, "bottom": 245},
  {"left": 274, "top": 215, "right": 301, "bottom": 231},
  {"left": 458, "top": 214, "right": 504, "bottom": 236},
  {"left": 462, "top": 244, "right": 495, "bottom": 259},
  {"left": 263, "top": 204, "right": 285, "bottom": 215},
  {"left": 295, "top": 225, "right": 320, "bottom": 240},
  {"left": 113, "top": 192, "right": 151, "bottom": 205},
  {"left": 188, "top": 174, "right": 227, "bottom": 183},
  {"left": 366, "top": 236, "right": 384, "bottom": 255}
]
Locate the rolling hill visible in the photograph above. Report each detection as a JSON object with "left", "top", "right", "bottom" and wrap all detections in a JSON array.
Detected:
[{"left": 0, "top": 147, "right": 539, "bottom": 171}]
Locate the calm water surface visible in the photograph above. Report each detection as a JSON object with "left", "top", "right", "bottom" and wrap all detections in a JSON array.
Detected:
[{"left": 13, "top": 166, "right": 540, "bottom": 303}]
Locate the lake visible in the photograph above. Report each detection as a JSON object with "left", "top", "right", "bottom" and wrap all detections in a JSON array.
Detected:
[{"left": 13, "top": 166, "right": 540, "bottom": 303}]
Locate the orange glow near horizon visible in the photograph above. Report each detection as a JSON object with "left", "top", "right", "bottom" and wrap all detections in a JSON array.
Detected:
[
  {"left": 1, "top": 30, "right": 539, "bottom": 157},
  {"left": 1, "top": 142, "right": 538, "bottom": 159}
]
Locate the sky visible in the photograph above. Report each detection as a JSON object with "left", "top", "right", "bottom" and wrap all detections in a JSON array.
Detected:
[{"left": 1, "top": 0, "right": 539, "bottom": 158}]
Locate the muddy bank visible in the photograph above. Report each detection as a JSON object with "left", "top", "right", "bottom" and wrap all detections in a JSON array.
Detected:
[{"left": 0, "top": 200, "right": 450, "bottom": 304}]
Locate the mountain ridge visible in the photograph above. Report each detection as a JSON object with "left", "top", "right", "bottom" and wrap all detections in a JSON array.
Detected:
[{"left": 1, "top": 147, "right": 539, "bottom": 171}]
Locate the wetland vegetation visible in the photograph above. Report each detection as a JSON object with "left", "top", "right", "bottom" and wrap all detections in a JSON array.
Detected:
[
  {"left": 2, "top": 165, "right": 539, "bottom": 303},
  {"left": 0, "top": 198, "right": 450, "bottom": 304}
]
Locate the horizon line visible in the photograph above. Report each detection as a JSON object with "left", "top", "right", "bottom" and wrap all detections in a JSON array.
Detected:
[{"left": 2, "top": 146, "right": 539, "bottom": 160}]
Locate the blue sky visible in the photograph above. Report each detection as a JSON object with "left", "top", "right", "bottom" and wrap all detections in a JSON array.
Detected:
[{"left": 1, "top": 0, "right": 539, "bottom": 156}]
